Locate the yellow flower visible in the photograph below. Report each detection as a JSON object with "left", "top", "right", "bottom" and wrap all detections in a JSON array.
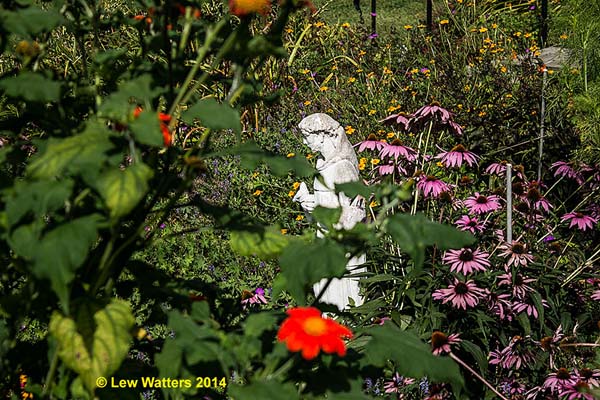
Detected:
[
  {"left": 366, "top": 72, "right": 375, "bottom": 79},
  {"left": 306, "top": 154, "right": 314, "bottom": 159},
  {"left": 285, "top": 27, "right": 294, "bottom": 33},
  {"left": 341, "top": 22, "right": 350, "bottom": 28},
  {"left": 514, "top": 31, "right": 522, "bottom": 37},
  {"left": 345, "top": 125, "right": 355, "bottom": 135},
  {"left": 253, "top": 189, "right": 263, "bottom": 196},
  {"left": 500, "top": 66, "right": 507, "bottom": 73},
  {"left": 386, "top": 132, "right": 395, "bottom": 139},
  {"left": 287, "top": 152, "right": 295, "bottom": 158},
  {"left": 293, "top": 182, "right": 300, "bottom": 190},
  {"left": 314, "top": 21, "right": 325, "bottom": 27},
  {"left": 371, "top": 158, "right": 380, "bottom": 165},
  {"left": 410, "top": 68, "right": 419, "bottom": 74},
  {"left": 478, "top": 111, "right": 487, "bottom": 117},
  {"left": 356, "top": 68, "right": 363, "bottom": 73},
  {"left": 383, "top": 66, "right": 392, "bottom": 75},
  {"left": 331, "top": 65, "right": 338, "bottom": 70},
  {"left": 368, "top": 109, "right": 376, "bottom": 116},
  {"left": 387, "top": 105, "right": 400, "bottom": 112},
  {"left": 440, "top": 19, "right": 449, "bottom": 25},
  {"left": 347, "top": 77, "right": 356, "bottom": 83},
  {"left": 288, "top": 190, "right": 296, "bottom": 197},
  {"left": 560, "top": 33, "right": 568, "bottom": 40},
  {"left": 369, "top": 201, "right": 378, "bottom": 208},
  {"left": 404, "top": 25, "right": 413, "bottom": 30},
  {"left": 301, "top": 69, "right": 310, "bottom": 74},
  {"left": 252, "top": 172, "right": 259, "bottom": 178},
  {"left": 524, "top": 32, "right": 532, "bottom": 38},
  {"left": 436, "top": 161, "right": 444, "bottom": 167},
  {"left": 417, "top": 24, "right": 427, "bottom": 28},
  {"left": 281, "top": 229, "right": 288, "bottom": 235},
  {"left": 296, "top": 215, "right": 304, "bottom": 221},
  {"left": 457, "top": 104, "right": 463, "bottom": 110},
  {"left": 491, "top": 23, "right": 498, "bottom": 29},
  {"left": 479, "top": 27, "right": 488, "bottom": 33},
  {"left": 358, "top": 50, "right": 366, "bottom": 56},
  {"left": 319, "top": 86, "right": 328, "bottom": 92},
  {"left": 304, "top": 100, "right": 312, "bottom": 106}
]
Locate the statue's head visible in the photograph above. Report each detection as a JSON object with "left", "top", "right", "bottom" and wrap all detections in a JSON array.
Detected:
[{"left": 298, "top": 113, "right": 344, "bottom": 156}]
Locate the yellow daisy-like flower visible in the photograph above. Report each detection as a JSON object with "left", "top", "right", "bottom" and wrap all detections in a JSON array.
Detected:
[
  {"left": 319, "top": 86, "right": 328, "bottom": 92},
  {"left": 287, "top": 152, "right": 295, "bottom": 158},
  {"left": 410, "top": 68, "right": 419, "bottom": 74},
  {"left": 356, "top": 68, "right": 364, "bottom": 73},
  {"left": 560, "top": 33, "right": 568, "bottom": 40},
  {"left": 252, "top": 172, "right": 259, "bottom": 178},
  {"left": 369, "top": 201, "right": 378, "bottom": 208},
  {"left": 386, "top": 132, "right": 395, "bottom": 139},
  {"left": 314, "top": 21, "right": 325, "bottom": 27},
  {"left": 436, "top": 161, "right": 444, "bottom": 168},
  {"left": 253, "top": 189, "right": 263, "bottom": 196},
  {"left": 491, "top": 23, "right": 498, "bottom": 29},
  {"left": 514, "top": 31, "right": 522, "bottom": 37},
  {"left": 228, "top": 0, "right": 271, "bottom": 17},
  {"left": 281, "top": 229, "right": 288, "bottom": 235},
  {"left": 358, "top": 50, "right": 366, "bottom": 56},
  {"left": 347, "top": 77, "right": 356, "bottom": 83},
  {"left": 304, "top": 100, "right": 312, "bottom": 106},
  {"left": 383, "top": 66, "right": 392, "bottom": 75},
  {"left": 296, "top": 215, "right": 304, "bottom": 221},
  {"left": 404, "top": 25, "right": 413, "bottom": 30},
  {"left": 345, "top": 126, "right": 355, "bottom": 135},
  {"left": 288, "top": 190, "right": 296, "bottom": 197},
  {"left": 341, "top": 22, "right": 350, "bottom": 28},
  {"left": 500, "top": 66, "right": 507, "bottom": 73},
  {"left": 285, "top": 27, "right": 294, "bottom": 33},
  {"left": 371, "top": 159, "right": 380, "bottom": 165},
  {"left": 440, "top": 19, "right": 449, "bottom": 25},
  {"left": 331, "top": 65, "right": 338, "bottom": 71},
  {"left": 478, "top": 27, "right": 488, "bottom": 33},
  {"left": 301, "top": 69, "right": 310, "bottom": 74},
  {"left": 368, "top": 110, "right": 376, "bottom": 116},
  {"left": 293, "top": 182, "right": 301, "bottom": 190},
  {"left": 306, "top": 154, "right": 314, "bottom": 159}
]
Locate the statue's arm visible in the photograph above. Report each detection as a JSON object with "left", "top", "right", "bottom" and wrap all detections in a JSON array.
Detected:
[{"left": 292, "top": 182, "right": 316, "bottom": 212}]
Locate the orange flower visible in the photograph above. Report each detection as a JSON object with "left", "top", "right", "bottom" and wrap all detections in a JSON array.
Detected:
[
  {"left": 228, "top": 0, "right": 271, "bottom": 16},
  {"left": 158, "top": 113, "right": 173, "bottom": 147},
  {"left": 277, "top": 307, "right": 353, "bottom": 360}
]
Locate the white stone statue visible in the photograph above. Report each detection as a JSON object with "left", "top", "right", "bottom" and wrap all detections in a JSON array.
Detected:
[{"left": 292, "top": 113, "right": 366, "bottom": 310}]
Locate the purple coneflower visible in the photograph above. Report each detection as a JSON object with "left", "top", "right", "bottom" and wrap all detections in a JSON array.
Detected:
[
  {"left": 498, "top": 241, "right": 534, "bottom": 267},
  {"left": 430, "top": 331, "right": 461, "bottom": 355},
  {"left": 512, "top": 296, "right": 547, "bottom": 319},
  {"left": 576, "top": 368, "right": 600, "bottom": 388},
  {"left": 561, "top": 212, "right": 598, "bottom": 231},
  {"left": 432, "top": 279, "right": 485, "bottom": 310},
  {"left": 379, "top": 138, "right": 417, "bottom": 161},
  {"left": 483, "top": 290, "right": 512, "bottom": 320},
  {"left": 490, "top": 336, "right": 536, "bottom": 370},
  {"left": 356, "top": 134, "right": 386, "bottom": 152},
  {"left": 442, "top": 248, "right": 490, "bottom": 275},
  {"left": 463, "top": 192, "right": 502, "bottom": 215},
  {"left": 417, "top": 175, "right": 451, "bottom": 198},
  {"left": 454, "top": 215, "right": 486, "bottom": 234},
  {"left": 383, "top": 372, "right": 415, "bottom": 394},
  {"left": 380, "top": 112, "right": 411, "bottom": 131},
  {"left": 378, "top": 161, "right": 407, "bottom": 176},
  {"left": 497, "top": 272, "right": 535, "bottom": 298},
  {"left": 485, "top": 161, "right": 508, "bottom": 176},
  {"left": 552, "top": 161, "right": 583, "bottom": 182},
  {"left": 591, "top": 290, "right": 600, "bottom": 301},
  {"left": 241, "top": 288, "right": 268, "bottom": 307},
  {"left": 412, "top": 102, "right": 453, "bottom": 124},
  {"left": 524, "top": 187, "right": 553, "bottom": 213},
  {"left": 558, "top": 380, "right": 595, "bottom": 400},
  {"left": 435, "top": 144, "right": 479, "bottom": 168},
  {"left": 543, "top": 368, "right": 577, "bottom": 392}
]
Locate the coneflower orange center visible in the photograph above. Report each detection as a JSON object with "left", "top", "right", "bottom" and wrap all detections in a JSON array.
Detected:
[
  {"left": 476, "top": 195, "right": 488, "bottom": 204},
  {"left": 451, "top": 144, "right": 466, "bottom": 152},
  {"left": 431, "top": 331, "right": 448, "bottom": 348},
  {"left": 556, "top": 368, "right": 571, "bottom": 380},
  {"left": 391, "top": 138, "right": 403, "bottom": 146},
  {"left": 459, "top": 249, "right": 474, "bottom": 261},
  {"left": 511, "top": 243, "right": 525, "bottom": 254},
  {"left": 454, "top": 282, "right": 468, "bottom": 294}
]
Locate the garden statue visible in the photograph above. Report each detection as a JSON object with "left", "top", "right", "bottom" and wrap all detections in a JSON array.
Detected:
[{"left": 293, "top": 113, "right": 366, "bottom": 310}]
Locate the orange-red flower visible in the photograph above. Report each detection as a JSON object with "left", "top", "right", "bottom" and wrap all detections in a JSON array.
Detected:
[
  {"left": 132, "top": 107, "right": 173, "bottom": 147},
  {"left": 277, "top": 307, "right": 353, "bottom": 360},
  {"left": 228, "top": 0, "right": 272, "bottom": 17}
]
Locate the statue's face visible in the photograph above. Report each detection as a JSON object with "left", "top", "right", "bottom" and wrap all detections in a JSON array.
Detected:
[{"left": 302, "top": 132, "right": 324, "bottom": 152}]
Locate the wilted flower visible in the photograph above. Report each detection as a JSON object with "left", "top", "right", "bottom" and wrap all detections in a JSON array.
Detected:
[
  {"left": 485, "top": 161, "right": 508, "bottom": 176},
  {"left": 498, "top": 272, "right": 535, "bottom": 298},
  {"left": 384, "top": 372, "right": 416, "bottom": 393},
  {"left": 543, "top": 368, "right": 577, "bottom": 392},
  {"left": 380, "top": 112, "right": 411, "bottom": 131}
]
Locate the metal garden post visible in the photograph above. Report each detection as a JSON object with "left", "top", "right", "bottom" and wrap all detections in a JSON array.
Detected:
[{"left": 506, "top": 164, "right": 513, "bottom": 244}]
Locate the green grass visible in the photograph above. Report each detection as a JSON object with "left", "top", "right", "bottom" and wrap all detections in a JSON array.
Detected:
[{"left": 312, "top": 0, "right": 426, "bottom": 33}]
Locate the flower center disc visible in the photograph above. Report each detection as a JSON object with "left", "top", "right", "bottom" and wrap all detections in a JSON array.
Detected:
[
  {"left": 454, "top": 282, "right": 469, "bottom": 294},
  {"left": 459, "top": 249, "right": 474, "bottom": 261},
  {"left": 476, "top": 195, "right": 488, "bottom": 204},
  {"left": 303, "top": 316, "right": 327, "bottom": 336}
]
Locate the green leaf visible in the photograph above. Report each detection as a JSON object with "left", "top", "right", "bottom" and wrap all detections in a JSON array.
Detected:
[
  {"left": 228, "top": 381, "right": 299, "bottom": 400},
  {"left": 182, "top": 98, "right": 241, "bottom": 134},
  {"left": 98, "top": 75, "right": 162, "bottom": 120},
  {"left": 335, "top": 182, "right": 373, "bottom": 199},
  {"left": 362, "top": 324, "right": 464, "bottom": 387},
  {"left": 229, "top": 225, "right": 289, "bottom": 259},
  {"left": 0, "top": 7, "right": 63, "bottom": 37},
  {"left": 386, "top": 213, "right": 475, "bottom": 269},
  {"left": 243, "top": 312, "right": 277, "bottom": 337},
  {"left": 276, "top": 239, "right": 347, "bottom": 304},
  {"left": 312, "top": 206, "right": 342, "bottom": 228},
  {"left": 0, "top": 72, "right": 62, "bottom": 102},
  {"left": 31, "top": 215, "right": 101, "bottom": 307},
  {"left": 129, "top": 110, "right": 164, "bottom": 147},
  {"left": 26, "top": 126, "right": 114, "bottom": 179},
  {"left": 95, "top": 162, "right": 153, "bottom": 219},
  {"left": 48, "top": 299, "right": 135, "bottom": 394},
  {"left": 3, "top": 179, "right": 73, "bottom": 226},
  {"left": 460, "top": 340, "right": 488, "bottom": 374}
]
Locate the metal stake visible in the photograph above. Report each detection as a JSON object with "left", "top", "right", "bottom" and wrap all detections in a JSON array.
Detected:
[
  {"left": 537, "top": 68, "right": 547, "bottom": 183},
  {"left": 506, "top": 163, "right": 513, "bottom": 244}
]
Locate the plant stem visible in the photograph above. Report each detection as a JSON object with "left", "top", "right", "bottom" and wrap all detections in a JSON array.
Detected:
[{"left": 449, "top": 352, "right": 509, "bottom": 400}]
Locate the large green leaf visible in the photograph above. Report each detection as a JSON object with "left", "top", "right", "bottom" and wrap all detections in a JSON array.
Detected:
[
  {"left": 386, "top": 213, "right": 475, "bottom": 270},
  {"left": 229, "top": 225, "right": 289, "bottom": 259},
  {"left": 275, "top": 239, "right": 347, "bottom": 304},
  {"left": 0, "top": 72, "right": 62, "bottom": 102},
  {"left": 95, "top": 162, "right": 153, "bottom": 219},
  {"left": 0, "top": 7, "right": 63, "bottom": 37},
  {"left": 48, "top": 299, "right": 135, "bottom": 393},
  {"left": 21, "top": 215, "right": 101, "bottom": 307},
  {"left": 3, "top": 179, "right": 73, "bottom": 227},
  {"left": 182, "top": 98, "right": 241, "bottom": 134},
  {"left": 362, "top": 324, "right": 463, "bottom": 388},
  {"left": 243, "top": 312, "right": 278, "bottom": 337},
  {"left": 26, "top": 127, "right": 114, "bottom": 179},
  {"left": 98, "top": 75, "right": 162, "bottom": 120},
  {"left": 228, "top": 381, "right": 299, "bottom": 400}
]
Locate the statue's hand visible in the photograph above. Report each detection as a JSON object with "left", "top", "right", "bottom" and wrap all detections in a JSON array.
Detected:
[{"left": 293, "top": 182, "right": 316, "bottom": 211}]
